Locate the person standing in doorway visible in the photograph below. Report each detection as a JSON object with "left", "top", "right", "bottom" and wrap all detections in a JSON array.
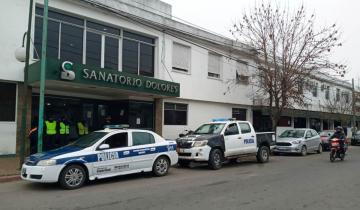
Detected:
[
  {"left": 44, "top": 115, "right": 57, "bottom": 151},
  {"left": 59, "top": 116, "right": 70, "bottom": 147},
  {"left": 77, "top": 119, "right": 88, "bottom": 136}
]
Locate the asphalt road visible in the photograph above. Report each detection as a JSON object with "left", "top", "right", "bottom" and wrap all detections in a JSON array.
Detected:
[{"left": 1, "top": 147, "right": 360, "bottom": 210}]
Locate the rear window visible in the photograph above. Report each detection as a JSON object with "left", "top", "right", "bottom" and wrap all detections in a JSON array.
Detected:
[{"left": 132, "top": 132, "right": 155, "bottom": 146}]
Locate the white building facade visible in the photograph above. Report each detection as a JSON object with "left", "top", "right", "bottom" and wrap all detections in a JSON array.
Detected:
[{"left": 0, "top": 0, "right": 357, "bottom": 156}]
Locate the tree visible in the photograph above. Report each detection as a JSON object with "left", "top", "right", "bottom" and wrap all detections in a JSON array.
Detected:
[
  {"left": 230, "top": 3, "right": 346, "bottom": 131},
  {"left": 322, "top": 93, "right": 352, "bottom": 125}
]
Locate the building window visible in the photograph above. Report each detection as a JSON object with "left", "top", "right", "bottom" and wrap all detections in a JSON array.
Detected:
[
  {"left": 104, "top": 36, "right": 119, "bottom": 70},
  {"left": 232, "top": 108, "right": 247, "bottom": 121},
  {"left": 294, "top": 117, "right": 306, "bottom": 128},
  {"left": 342, "top": 92, "right": 350, "bottom": 103},
  {"left": 164, "top": 102, "right": 188, "bottom": 125},
  {"left": 34, "top": 7, "right": 155, "bottom": 76},
  {"left": 34, "top": 7, "right": 84, "bottom": 63},
  {"left": 172, "top": 42, "right": 190, "bottom": 72},
  {"left": 311, "top": 82, "right": 318, "bottom": 97},
  {"left": 208, "top": 53, "right": 221, "bottom": 78},
  {"left": 0, "top": 83, "right": 16, "bottom": 122},
  {"left": 132, "top": 132, "right": 155, "bottom": 146},
  {"left": 86, "top": 32, "right": 102, "bottom": 67},
  {"left": 336, "top": 88, "right": 340, "bottom": 101},
  {"left": 123, "top": 31, "right": 155, "bottom": 76},
  {"left": 236, "top": 61, "right": 250, "bottom": 84},
  {"left": 278, "top": 116, "right": 292, "bottom": 127},
  {"left": 325, "top": 86, "right": 330, "bottom": 100},
  {"left": 60, "top": 24, "right": 83, "bottom": 63}
]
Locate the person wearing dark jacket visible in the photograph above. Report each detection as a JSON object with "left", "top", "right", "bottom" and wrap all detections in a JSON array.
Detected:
[{"left": 330, "top": 126, "right": 346, "bottom": 153}]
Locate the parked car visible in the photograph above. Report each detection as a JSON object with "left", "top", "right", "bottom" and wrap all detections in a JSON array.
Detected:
[
  {"left": 176, "top": 118, "right": 275, "bottom": 170},
  {"left": 21, "top": 126, "right": 178, "bottom": 189},
  {"left": 351, "top": 130, "right": 360, "bottom": 145},
  {"left": 273, "top": 129, "right": 322, "bottom": 156},
  {"left": 319, "top": 130, "right": 335, "bottom": 150}
]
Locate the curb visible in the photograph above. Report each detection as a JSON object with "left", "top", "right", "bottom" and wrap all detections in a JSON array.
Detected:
[{"left": 0, "top": 175, "right": 21, "bottom": 183}]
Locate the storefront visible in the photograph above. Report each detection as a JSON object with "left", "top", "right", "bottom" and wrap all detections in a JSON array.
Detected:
[{"left": 27, "top": 58, "right": 180, "bottom": 151}]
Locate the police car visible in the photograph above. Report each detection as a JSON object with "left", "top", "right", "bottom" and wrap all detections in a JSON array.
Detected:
[{"left": 21, "top": 125, "right": 178, "bottom": 189}]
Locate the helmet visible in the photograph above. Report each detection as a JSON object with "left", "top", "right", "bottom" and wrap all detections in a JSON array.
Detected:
[{"left": 335, "top": 126, "right": 343, "bottom": 132}]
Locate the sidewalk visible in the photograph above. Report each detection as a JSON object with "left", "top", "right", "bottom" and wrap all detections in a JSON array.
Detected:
[{"left": 0, "top": 156, "right": 21, "bottom": 183}]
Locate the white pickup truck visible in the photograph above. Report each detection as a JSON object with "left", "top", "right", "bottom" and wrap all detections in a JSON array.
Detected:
[{"left": 176, "top": 119, "right": 275, "bottom": 170}]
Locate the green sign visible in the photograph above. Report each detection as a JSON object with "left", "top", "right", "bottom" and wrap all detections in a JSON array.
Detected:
[{"left": 28, "top": 59, "right": 180, "bottom": 97}]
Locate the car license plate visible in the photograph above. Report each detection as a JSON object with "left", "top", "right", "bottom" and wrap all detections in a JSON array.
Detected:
[{"left": 179, "top": 149, "right": 186, "bottom": 153}]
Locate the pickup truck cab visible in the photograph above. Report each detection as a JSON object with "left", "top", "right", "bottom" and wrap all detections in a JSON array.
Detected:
[{"left": 176, "top": 119, "right": 275, "bottom": 170}]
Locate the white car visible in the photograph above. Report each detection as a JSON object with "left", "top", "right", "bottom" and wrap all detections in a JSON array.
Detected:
[
  {"left": 21, "top": 127, "right": 178, "bottom": 189},
  {"left": 274, "top": 128, "right": 322, "bottom": 156}
]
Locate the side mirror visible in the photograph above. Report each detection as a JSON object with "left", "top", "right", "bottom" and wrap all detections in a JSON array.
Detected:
[
  {"left": 179, "top": 134, "right": 185, "bottom": 138},
  {"left": 98, "top": 144, "right": 110, "bottom": 150}
]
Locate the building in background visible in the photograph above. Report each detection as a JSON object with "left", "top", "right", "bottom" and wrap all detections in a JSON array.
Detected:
[{"left": 0, "top": 0, "right": 358, "bottom": 156}]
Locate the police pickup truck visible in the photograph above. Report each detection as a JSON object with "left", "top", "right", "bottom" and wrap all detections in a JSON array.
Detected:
[
  {"left": 21, "top": 126, "right": 178, "bottom": 189},
  {"left": 176, "top": 119, "right": 275, "bottom": 169}
]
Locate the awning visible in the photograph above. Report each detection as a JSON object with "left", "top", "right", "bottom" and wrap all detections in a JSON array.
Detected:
[{"left": 28, "top": 59, "right": 180, "bottom": 98}]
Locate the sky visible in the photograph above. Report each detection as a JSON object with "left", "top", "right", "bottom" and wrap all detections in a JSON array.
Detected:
[{"left": 162, "top": 0, "right": 360, "bottom": 86}]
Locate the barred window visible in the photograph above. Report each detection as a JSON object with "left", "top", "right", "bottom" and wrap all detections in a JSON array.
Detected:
[
  {"left": 164, "top": 103, "right": 188, "bottom": 125},
  {"left": 0, "top": 83, "right": 16, "bottom": 122}
]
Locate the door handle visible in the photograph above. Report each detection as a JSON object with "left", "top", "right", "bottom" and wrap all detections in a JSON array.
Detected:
[
  {"left": 238, "top": 137, "right": 242, "bottom": 139},
  {"left": 251, "top": 136, "right": 254, "bottom": 138}
]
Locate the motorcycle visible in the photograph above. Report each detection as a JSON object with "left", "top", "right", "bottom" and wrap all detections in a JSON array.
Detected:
[{"left": 329, "top": 138, "right": 346, "bottom": 162}]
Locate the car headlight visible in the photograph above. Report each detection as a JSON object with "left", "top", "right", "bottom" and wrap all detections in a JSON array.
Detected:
[
  {"left": 291, "top": 140, "right": 302, "bottom": 144},
  {"left": 37, "top": 159, "right": 56, "bottom": 166},
  {"left": 192, "top": 140, "right": 208, "bottom": 147}
]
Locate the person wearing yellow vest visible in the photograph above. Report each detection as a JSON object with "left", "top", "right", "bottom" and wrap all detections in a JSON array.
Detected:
[
  {"left": 59, "top": 116, "right": 70, "bottom": 147},
  {"left": 77, "top": 120, "right": 89, "bottom": 136},
  {"left": 44, "top": 116, "right": 58, "bottom": 151}
]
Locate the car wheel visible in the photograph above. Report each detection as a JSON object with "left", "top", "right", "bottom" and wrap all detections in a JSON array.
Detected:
[
  {"left": 153, "top": 156, "right": 170, "bottom": 176},
  {"left": 301, "top": 146, "right": 307, "bottom": 156},
  {"left": 257, "top": 146, "right": 270, "bottom": 163},
  {"left": 208, "top": 149, "right": 223, "bottom": 170},
  {"left": 59, "top": 165, "right": 86, "bottom": 190},
  {"left": 317, "top": 144, "right": 323, "bottom": 154},
  {"left": 178, "top": 159, "right": 190, "bottom": 168}
]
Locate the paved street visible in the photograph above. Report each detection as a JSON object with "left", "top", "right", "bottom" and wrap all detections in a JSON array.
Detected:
[{"left": 1, "top": 147, "right": 360, "bottom": 210}]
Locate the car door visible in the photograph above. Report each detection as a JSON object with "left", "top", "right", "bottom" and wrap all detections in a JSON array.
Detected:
[
  {"left": 130, "top": 131, "right": 157, "bottom": 170},
  {"left": 238, "top": 122, "right": 257, "bottom": 154},
  {"left": 93, "top": 132, "right": 133, "bottom": 177},
  {"left": 223, "top": 123, "right": 242, "bottom": 157},
  {"left": 304, "top": 130, "right": 312, "bottom": 149},
  {"left": 311, "top": 130, "right": 320, "bottom": 149}
]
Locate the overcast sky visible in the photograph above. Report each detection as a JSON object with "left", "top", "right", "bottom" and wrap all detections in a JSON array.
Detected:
[{"left": 162, "top": 0, "right": 360, "bottom": 86}]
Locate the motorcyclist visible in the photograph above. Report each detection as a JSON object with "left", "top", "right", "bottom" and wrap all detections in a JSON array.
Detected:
[{"left": 330, "top": 126, "right": 346, "bottom": 154}]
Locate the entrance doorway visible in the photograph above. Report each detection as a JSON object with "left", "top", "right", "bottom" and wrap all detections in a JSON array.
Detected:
[{"left": 32, "top": 95, "right": 155, "bottom": 131}]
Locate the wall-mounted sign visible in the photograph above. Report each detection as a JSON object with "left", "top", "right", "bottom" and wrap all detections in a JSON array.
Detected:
[{"left": 28, "top": 59, "right": 180, "bottom": 97}]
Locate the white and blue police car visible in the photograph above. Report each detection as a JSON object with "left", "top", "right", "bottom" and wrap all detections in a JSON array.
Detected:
[{"left": 21, "top": 125, "right": 178, "bottom": 189}]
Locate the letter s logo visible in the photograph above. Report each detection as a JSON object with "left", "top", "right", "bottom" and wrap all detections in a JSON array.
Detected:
[{"left": 61, "top": 61, "right": 76, "bottom": 81}]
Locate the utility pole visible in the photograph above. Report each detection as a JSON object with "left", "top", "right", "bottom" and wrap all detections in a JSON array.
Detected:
[
  {"left": 352, "top": 78, "right": 356, "bottom": 132},
  {"left": 37, "top": 0, "right": 49, "bottom": 153},
  {"left": 19, "top": 0, "right": 33, "bottom": 165}
]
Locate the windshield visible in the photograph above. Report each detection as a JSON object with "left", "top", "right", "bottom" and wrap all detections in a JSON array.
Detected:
[
  {"left": 194, "top": 123, "right": 225, "bottom": 135},
  {"left": 69, "top": 132, "right": 108, "bottom": 148},
  {"left": 319, "top": 131, "right": 334, "bottom": 137},
  {"left": 279, "top": 130, "right": 305, "bottom": 138}
]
